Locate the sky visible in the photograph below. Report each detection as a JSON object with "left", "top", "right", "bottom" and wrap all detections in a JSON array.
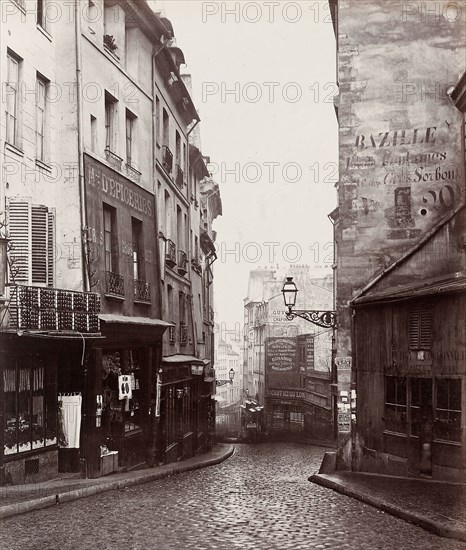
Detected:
[{"left": 158, "top": 0, "right": 338, "bottom": 328}]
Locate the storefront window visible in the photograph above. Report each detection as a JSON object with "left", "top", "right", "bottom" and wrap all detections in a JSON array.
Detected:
[
  {"left": 3, "top": 354, "right": 56, "bottom": 456},
  {"left": 384, "top": 376, "right": 407, "bottom": 434},
  {"left": 410, "top": 378, "right": 432, "bottom": 438},
  {"left": 435, "top": 378, "right": 461, "bottom": 442}
]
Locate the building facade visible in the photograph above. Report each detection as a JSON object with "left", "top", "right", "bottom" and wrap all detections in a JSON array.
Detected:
[
  {"left": 0, "top": 0, "right": 221, "bottom": 484},
  {"left": 330, "top": 0, "right": 466, "bottom": 478}
]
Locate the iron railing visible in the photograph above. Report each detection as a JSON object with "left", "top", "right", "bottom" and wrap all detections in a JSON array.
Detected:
[
  {"left": 175, "top": 164, "right": 184, "bottom": 189},
  {"left": 162, "top": 145, "right": 173, "bottom": 173},
  {"left": 166, "top": 239, "right": 177, "bottom": 268},
  {"left": 134, "top": 279, "right": 151, "bottom": 303},
  {"left": 105, "top": 271, "right": 125, "bottom": 297},
  {"left": 177, "top": 250, "right": 188, "bottom": 275}
]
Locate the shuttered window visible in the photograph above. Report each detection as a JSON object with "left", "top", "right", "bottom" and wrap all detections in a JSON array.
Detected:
[
  {"left": 409, "top": 302, "right": 432, "bottom": 350},
  {"left": 7, "top": 198, "right": 54, "bottom": 287}
]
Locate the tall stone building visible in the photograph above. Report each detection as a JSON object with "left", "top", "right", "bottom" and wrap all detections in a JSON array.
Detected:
[
  {"left": 330, "top": 0, "right": 466, "bottom": 479},
  {"left": 0, "top": 0, "right": 220, "bottom": 483}
]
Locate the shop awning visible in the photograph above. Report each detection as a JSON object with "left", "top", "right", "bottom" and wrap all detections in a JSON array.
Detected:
[
  {"left": 99, "top": 314, "right": 173, "bottom": 328},
  {"left": 162, "top": 354, "right": 207, "bottom": 365}
]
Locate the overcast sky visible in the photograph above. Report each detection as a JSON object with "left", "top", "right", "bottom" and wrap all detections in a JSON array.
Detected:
[{"left": 160, "top": 0, "right": 337, "bottom": 328}]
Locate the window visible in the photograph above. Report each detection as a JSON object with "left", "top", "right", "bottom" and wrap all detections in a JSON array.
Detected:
[
  {"left": 155, "top": 96, "right": 160, "bottom": 145},
  {"left": 175, "top": 130, "right": 181, "bottom": 166},
  {"left": 104, "top": 92, "right": 117, "bottom": 153},
  {"left": 36, "top": 75, "right": 48, "bottom": 162},
  {"left": 409, "top": 301, "right": 432, "bottom": 350},
  {"left": 3, "top": 354, "right": 57, "bottom": 456},
  {"left": 131, "top": 217, "right": 143, "bottom": 281},
  {"left": 384, "top": 376, "right": 407, "bottom": 434},
  {"left": 410, "top": 378, "right": 432, "bottom": 437},
  {"left": 90, "top": 115, "right": 97, "bottom": 152},
  {"left": 7, "top": 198, "right": 54, "bottom": 286},
  {"left": 163, "top": 108, "right": 169, "bottom": 146},
  {"left": 435, "top": 378, "right": 461, "bottom": 442},
  {"left": 126, "top": 110, "right": 136, "bottom": 166},
  {"left": 103, "top": 204, "right": 117, "bottom": 273},
  {"left": 6, "top": 52, "right": 20, "bottom": 147}
]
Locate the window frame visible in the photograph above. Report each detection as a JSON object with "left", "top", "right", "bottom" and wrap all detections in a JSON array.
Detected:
[
  {"left": 103, "top": 203, "right": 118, "bottom": 274},
  {"left": 6, "top": 52, "right": 20, "bottom": 147}
]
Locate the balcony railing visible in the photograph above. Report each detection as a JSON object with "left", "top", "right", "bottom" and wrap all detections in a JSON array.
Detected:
[
  {"left": 177, "top": 250, "right": 188, "bottom": 276},
  {"left": 191, "top": 256, "right": 202, "bottom": 275},
  {"left": 4, "top": 285, "right": 101, "bottom": 334},
  {"left": 175, "top": 164, "right": 184, "bottom": 189},
  {"left": 162, "top": 145, "right": 173, "bottom": 174},
  {"left": 134, "top": 279, "right": 151, "bottom": 303},
  {"left": 180, "top": 324, "right": 188, "bottom": 344},
  {"left": 105, "top": 148, "right": 123, "bottom": 171},
  {"left": 105, "top": 271, "right": 125, "bottom": 297},
  {"left": 166, "top": 239, "right": 177, "bottom": 268}
]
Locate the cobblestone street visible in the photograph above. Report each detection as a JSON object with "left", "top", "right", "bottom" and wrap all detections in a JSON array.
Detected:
[{"left": 2, "top": 443, "right": 465, "bottom": 550}]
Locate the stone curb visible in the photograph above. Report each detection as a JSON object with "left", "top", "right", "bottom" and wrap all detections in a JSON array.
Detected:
[
  {"left": 310, "top": 473, "right": 466, "bottom": 543},
  {"left": 0, "top": 445, "right": 235, "bottom": 520}
]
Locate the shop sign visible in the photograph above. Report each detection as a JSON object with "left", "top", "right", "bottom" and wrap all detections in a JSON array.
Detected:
[
  {"left": 191, "top": 365, "right": 204, "bottom": 376},
  {"left": 267, "top": 389, "right": 305, "bottom": 400},
  {"left": 155, "top": 373, "right": 161, "bottom": 418},
  {"left": 118, "top": 375, "right": 132, "bottom": 400},
  {"left": 335, "top": 356, "right": 352, "bottom": 370}
]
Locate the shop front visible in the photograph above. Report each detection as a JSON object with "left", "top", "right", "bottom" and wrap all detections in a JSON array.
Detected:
[
  {"left": 265, "top": 389, "right": 306, "bottom": 439},
  {"left": 156, "top": 356, "right": 214, "bottom": 465},
  {"left": 0, "top": 284, "right": 102, "bottom": 485},
  {"left": 80, "top": 315, "right": 170, "bottom": 478}
]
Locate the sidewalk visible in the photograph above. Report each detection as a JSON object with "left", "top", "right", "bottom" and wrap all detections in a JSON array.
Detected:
[
  {"left": 0, "top": 444, "right": 234, "bottom": 520},
  {"left": 311, "top": 471, "right": 466, "bottom": 543}
]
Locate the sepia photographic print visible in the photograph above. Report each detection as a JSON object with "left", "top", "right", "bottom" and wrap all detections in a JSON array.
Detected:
[{"left": 0, "top": 1, "right": 465, "bottom": 548}]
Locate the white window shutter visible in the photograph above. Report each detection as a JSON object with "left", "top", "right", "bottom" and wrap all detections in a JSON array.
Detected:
[
  {"left": 31, "top": 205, "right": 48, "bottom": 285},
  {"left": 47, "top": 209, "right": 55, "bottom": 287},
  {"left": 7, "top": 197, "right": 32, "bottom": 284},
  {"left": 7, "top": 198, "right": 55, "bottom": 287}
]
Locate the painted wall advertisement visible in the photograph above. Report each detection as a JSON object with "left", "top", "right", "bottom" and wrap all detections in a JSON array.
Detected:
[{"left": 265, "top": 337, "right": 299, "bottom": 389}]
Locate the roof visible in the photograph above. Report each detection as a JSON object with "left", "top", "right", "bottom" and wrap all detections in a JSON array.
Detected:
[
  {"left": 353, "top": 272, "right": 466, "bottom": 306},
  {"left": 162, "top": 354, "right": 209, "bottom": 365},
  {"left": 99, "top": 314, "right": 173, "bottom": 328},
  {"left": 353, "top": 205, "right": 465, "bottom": 302}
]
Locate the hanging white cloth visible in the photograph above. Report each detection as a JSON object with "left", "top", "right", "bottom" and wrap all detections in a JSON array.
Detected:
[{"left": 58, "top": 394, "right": 82, "bottom": 448}]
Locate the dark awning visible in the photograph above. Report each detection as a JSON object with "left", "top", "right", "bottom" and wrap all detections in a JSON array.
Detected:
[
  {"left": 99, "top": 314, "right": 173, "bottom": 328},
  {"left": 162, "top": 354, "right": 208, "bottom": 365}
]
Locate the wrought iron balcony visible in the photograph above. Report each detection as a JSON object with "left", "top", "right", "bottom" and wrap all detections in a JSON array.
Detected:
[
  {"left": 175, "top": 164, "right": 184, "bottom": 189},
  {"left": 134, "top": 279, "right": 151, "bottom": 303},
  {"left": 191, "top": 256, "right": 202, "bottom": 275},
  {"left": 105, "top": 271, "right": 125, "bottom": 297},
  {"left": 177, "top": 250, "right": 188, "bottom": 276},
  {"left": 162, "top": 145, "right": 173, "bottom": 174},
  {"left": 104, "top": 148, "right": 123, "bottom": 171},
  {"left": 180, "top": 323, "right": 188, "bottom": 344},
  {"left": 3, "top": 285, "right": 100, "bottom": 334},
  {"left": 165, "top": 239, "right": 177, "bottom": 268}
]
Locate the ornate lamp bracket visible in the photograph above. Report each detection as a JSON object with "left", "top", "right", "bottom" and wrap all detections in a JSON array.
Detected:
[{"left": 285, "top": 309, "right": 336, "bottom": 329}]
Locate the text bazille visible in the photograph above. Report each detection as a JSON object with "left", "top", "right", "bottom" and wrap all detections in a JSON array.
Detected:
[{"left": 355, "top": 127, "right": 436, "bottom": 149}]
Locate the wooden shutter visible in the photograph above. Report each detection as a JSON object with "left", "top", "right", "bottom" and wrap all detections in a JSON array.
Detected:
[
  {"left": 7, "top": 199, "right": 54, "bottom": 287},
  {"left": 419, "top": 302, "right": 432, "bottom": 349},
  {"left": 32, "top": 205, "right": 48, "bottom": 284},
  {"left": 7, "top": 198, "right": 31, "bottom": 284},
  {"left": 47, "top": 209, "right": 55, "bottom": 287},
  {"left": 409, "top": 302, "right": 432, "bottom": 350}
]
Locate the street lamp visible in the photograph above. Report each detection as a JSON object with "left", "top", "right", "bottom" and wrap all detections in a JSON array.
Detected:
[
  {"left": 216, "top": 368, "right": 235, "bottom": 387},
  {"left": 282, "top": 275, "right": 338, "bottom": 439},
  {"left": 281, "top": 276, "right": 336, "bottom": 328}
]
